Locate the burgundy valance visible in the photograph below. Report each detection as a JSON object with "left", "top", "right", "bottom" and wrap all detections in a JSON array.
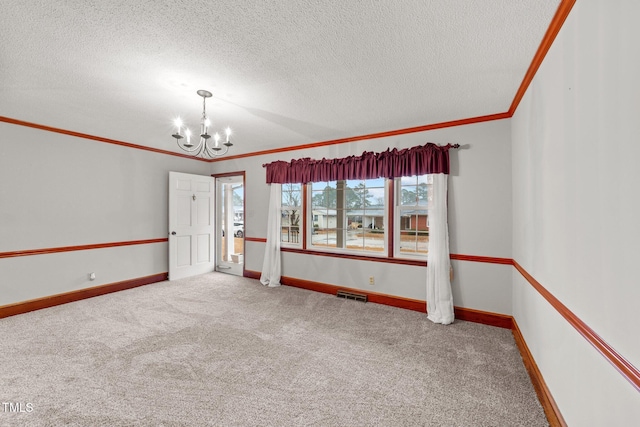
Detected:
[{"left": 263, "top": 143, "right": 459, "bottom": 184}]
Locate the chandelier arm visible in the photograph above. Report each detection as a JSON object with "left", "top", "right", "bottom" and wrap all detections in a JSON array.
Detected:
[
  {"left": 196, "top": 142, "right": 207, "bottom": 158},
  {"left": 208, "top": 147, "right": 229, "bottom": 157},
  {"left": 175, "top": 138, "right": 205, "bottom": 154},
  {"left": 204, "top": 139, "right": 231, "bottom": 157}
]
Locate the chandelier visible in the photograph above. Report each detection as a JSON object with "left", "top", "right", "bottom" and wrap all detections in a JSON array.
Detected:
[{"left": 171, "top": 90, "right": 233, "bottom": 158}]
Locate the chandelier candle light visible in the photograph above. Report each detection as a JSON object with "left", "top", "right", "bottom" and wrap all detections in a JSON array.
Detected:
[{"left": 171, "top": 90, "right": 233, "bottom": 158}]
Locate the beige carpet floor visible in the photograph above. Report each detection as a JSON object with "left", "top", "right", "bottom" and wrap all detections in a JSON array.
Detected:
[{"left": 0, "top": 272, "right": 547, "bottom": 426}]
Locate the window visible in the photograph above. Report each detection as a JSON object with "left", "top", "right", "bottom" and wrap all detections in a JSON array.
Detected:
[
  {"left": 264, "top": 143, "right": 456, "bottom": 262},
  {"left": 281, "top": 183, "right": 302, "bottom": 245},
  {"left": 277, "top": 175, "right": 433, "bottom": 260},
  {"left": 309, "top": 178, "right": 387, "bottom": 254},
  {"left": 395, "top": 175, "right": 431, "bottom": 258}
]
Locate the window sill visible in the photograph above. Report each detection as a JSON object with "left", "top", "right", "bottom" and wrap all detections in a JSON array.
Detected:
[{"left": 280, "top": 246, "right": 427, "bottom": 267}]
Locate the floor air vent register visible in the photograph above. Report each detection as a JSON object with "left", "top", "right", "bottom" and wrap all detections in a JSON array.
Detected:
[{"left": 336, "top": 290, "right": 367, "bottom": 302}]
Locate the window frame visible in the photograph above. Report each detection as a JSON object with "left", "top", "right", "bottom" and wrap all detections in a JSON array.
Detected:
[
  {"left": 278, "top": 175, "right": 434, "bottom": 263},
  {"left": 393, "top": 174, "right": 431, "bottom": 260},
  {"left": 306, "top": 178, "right": 389, "bottom": 257},
  {"left": 280, "top": 183, "right": 303, "bottom": 248}
]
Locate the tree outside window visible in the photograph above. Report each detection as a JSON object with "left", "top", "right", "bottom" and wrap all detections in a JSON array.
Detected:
[
  {"left": 310, "top": 179, "right": 386, "bottom": 253},
  {"left": 281, "top": 183, "right": 302, "bottom": 245}
]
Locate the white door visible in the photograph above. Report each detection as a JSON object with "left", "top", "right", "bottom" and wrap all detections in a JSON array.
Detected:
[{"left": 169, "top": 172, "right": 215, "bottom": 280}]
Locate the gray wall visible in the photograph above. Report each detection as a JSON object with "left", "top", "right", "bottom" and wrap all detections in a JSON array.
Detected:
[
  {"left": 511, "top": 0, "right": 640, "bottom": 423},
  {"left": 0, "top": 123, "right": 210, "bottom": 305}
]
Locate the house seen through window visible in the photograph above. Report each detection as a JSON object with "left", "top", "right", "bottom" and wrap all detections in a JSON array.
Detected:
[
  {"left": 310, "top": 178, "right": 386, "bottom": 253},
  {"left": 395, "top": 175, "right": 431, "bottom": 257},
  {"left": 278, "top": 175, "right": 431, "bottom": 258}
]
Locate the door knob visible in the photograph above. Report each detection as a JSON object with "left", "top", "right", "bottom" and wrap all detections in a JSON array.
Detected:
[{"left": 171, "top": 231, "right": 176, "bottom": 235}]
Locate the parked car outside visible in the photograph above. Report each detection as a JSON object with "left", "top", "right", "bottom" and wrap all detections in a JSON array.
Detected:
[{"left": 222, "top": 221, "right": 244, "bottom": 238}]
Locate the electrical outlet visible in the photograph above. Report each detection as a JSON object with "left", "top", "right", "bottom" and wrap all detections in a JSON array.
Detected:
[{"left": 369, "top": 276, "right": 374, "bottom": 285}]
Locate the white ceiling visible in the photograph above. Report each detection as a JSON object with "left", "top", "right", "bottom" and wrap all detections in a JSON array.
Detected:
[{"left": 1, "top": 0, "right": 561, "bottom": 159}]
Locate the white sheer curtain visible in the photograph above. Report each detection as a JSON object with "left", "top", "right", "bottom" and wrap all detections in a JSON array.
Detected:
[
  {"left": 260, "top": 184, "right": 282, "bottom": 287},
  {"left": 426, "top": 173, "right": 454, "bottom": 324}
]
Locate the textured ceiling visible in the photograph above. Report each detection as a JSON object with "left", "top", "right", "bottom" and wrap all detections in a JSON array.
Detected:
[{"left": 0, "top": 0, "right": 561, "bottom": 158}]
